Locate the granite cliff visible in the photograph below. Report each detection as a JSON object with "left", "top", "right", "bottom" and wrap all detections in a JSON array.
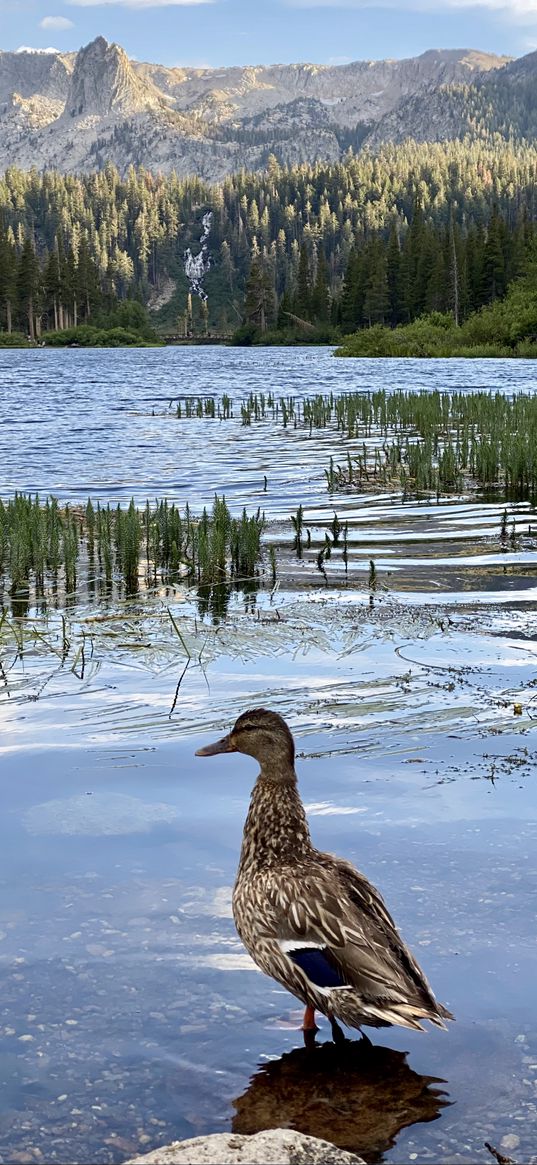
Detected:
[{"left": 0, "top": 38, "right": 513, "bottom": 178}]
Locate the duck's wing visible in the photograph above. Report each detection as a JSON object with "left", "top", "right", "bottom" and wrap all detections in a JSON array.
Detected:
[
  {"left": 331, "top": 854, "right": 453, "bottom": 1025},
  {"left": 267, "top": 854, "right": 453, "bottom": 1030}
]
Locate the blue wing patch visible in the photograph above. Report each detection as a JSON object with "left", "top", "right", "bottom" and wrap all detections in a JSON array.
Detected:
[{"left": 287, "top": 945, "right": 347, "bottom": 989}]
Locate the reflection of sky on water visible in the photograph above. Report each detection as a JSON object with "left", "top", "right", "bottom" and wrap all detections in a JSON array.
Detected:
[
  {"left": 1, "top": 729, "right": 536, "bottom": 1163},
  {"left": 1, "top": 346, "right": 537, "bottom": 510},
  {"left": 1, "top": 604, "right": 535, "bottom": 754}
]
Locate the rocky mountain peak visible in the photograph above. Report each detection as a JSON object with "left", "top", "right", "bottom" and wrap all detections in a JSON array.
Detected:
[{"left": 64, "top": 35, "right": 162, "bottom": 120}]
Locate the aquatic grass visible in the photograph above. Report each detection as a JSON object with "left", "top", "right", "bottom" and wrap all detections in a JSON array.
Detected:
[
  {"left": 269, "top": 545, "right": 277, "bottom": 585},
  {"left": 314, "top": 390, "right": 537, "bottom": 501},
  {"left": 291, "top": 505, "right": 304, "bottom": 555},
  {"left": 0, "top": 493, "right": 269, "bottom": 613},
  {"left": 368, "top": 559, "right": 377, "bottom": 608},
  {"left": 342, "top": 522, "right": 349, "bottom": 577},
  {"left": 330, "top": 513, "right": 342, "bottom": 545},
  {"left": 369, "top": 559, "right": 378, "bottom": 591},
  {"left": 173, "top": 388, "right": 537, "bottom": 502}
]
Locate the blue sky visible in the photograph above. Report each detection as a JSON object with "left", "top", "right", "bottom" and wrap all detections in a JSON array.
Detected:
[{"left": 0, "top": 0, "right": 533, "bottom": 68}]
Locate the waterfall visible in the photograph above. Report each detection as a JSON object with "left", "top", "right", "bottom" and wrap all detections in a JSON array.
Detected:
[{"left": 184, "top": 212, "right": 212, "bottom": 301}]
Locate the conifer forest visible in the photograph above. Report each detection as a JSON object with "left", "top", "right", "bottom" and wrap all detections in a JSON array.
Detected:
[{"left": 2, "top": 140, "right": 537, "bottom": 346}]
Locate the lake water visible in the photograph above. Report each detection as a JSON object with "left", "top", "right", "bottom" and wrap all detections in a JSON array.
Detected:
[{"left": 0, "top": 347, "right": 536, "bottom": 1165}]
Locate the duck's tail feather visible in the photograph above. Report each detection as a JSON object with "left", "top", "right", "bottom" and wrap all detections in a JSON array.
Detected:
[{"left": 333, "top": 993, "right": 454, "bottom": 1032}]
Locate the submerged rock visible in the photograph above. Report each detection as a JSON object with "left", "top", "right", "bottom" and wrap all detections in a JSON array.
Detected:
[
  {"left": 126, "top": 1130, "right": 366, "bottom": 1164},
  {"left": 23, "top": 792, "right": 178, "bottom": 836}
]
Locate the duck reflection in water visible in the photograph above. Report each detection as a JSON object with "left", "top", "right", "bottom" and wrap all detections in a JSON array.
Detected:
[{"left": 232, "top": 1035, "right": 450, "bottom": 1163}]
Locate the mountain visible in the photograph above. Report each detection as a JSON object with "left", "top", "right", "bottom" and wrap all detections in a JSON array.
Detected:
[
  {"left": 367, "top": 50, "right": 537, "bottom": 146},
  {"left": 0, "top": 38, "right": 509, "bottom": 179},
  {"left": 65, "top": 36, "right": 164, "bottom": 119}
]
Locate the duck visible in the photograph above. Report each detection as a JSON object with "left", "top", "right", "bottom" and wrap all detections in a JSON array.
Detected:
[{"left": 196, "top": 707, "right": 453, "bottom": 1041}]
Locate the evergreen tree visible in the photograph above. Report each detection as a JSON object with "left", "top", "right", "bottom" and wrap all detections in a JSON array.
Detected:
[
  {"left": 386, "top": 226, "right": 402, "bottom": 326},
  {"left": 401, "top": 200, "right": 425, "bottom": 321},
  {"left": 340, "top": 248, "right": 366, "bottom": 332},
  {"left": 311, "top": 249, "right": 330, "bottom": 321},
  {"left": 448, "top": 214, "right": 463, "bottom": 325},
  {"left": 363, "top": 239, "right": 389, "bottom": 325},
  {"left": 76, "top": 236, "right": 101, "bottom": 322},
  {"left": 482, "top": 207, "right": 507, "bottom": 302},
  {"left": 43, "top": 244, "right": 62, "bottom": 331},
  {"left": 425, "top": 248, "right": 447, "bottom": 314},
  {"left": 244, "top": 254, "right": 275, "bottom": 332},
  {"left": 0, "top": 228, "right": 17, "bottom": 332},
  {"left": 17, "top": 237, "right": 40, "bottom": 340},
  {"left": 295, "top": 243, "right": 311, "bottom": 320}
]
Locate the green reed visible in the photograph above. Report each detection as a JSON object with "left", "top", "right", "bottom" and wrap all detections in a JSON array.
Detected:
[
  {"left": 291, "top": 505, "right": 304, "bottom": 555},
  {"left": 174, "top": 388, "right": 537, "bottom": 502},
  {"left": 0, "top": 493, "right": 269, "bottom": 607},
  {"left": 319, "top": 389, "right": 537, "bottom": 500}
]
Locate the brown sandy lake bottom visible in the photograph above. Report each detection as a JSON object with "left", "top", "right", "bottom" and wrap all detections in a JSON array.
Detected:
[{"left": 0, "top": 347, "right": 536, "bottom": 1164}]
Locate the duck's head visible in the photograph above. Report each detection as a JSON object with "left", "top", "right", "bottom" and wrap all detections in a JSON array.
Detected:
[{"left": 195, "top": 707, "right": 295, "bottom": 772}]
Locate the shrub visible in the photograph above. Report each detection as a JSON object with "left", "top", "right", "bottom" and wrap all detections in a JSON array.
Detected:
[{"left": 0, "top": 332, "right": 31, "bottom": 348}]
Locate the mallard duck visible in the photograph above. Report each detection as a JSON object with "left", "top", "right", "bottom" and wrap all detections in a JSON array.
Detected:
[{"left": 196, "top": 708, "right": 453, "bottom": 1039}]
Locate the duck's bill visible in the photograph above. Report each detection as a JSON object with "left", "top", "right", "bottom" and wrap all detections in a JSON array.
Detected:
[{"left": 195, "top": 733, "right": 236, "bottom": 757}]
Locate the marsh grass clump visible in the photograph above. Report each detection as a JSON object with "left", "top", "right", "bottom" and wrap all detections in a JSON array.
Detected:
[
  {"left": 0, "top": 493, "right": 269, "bottom": 612},
  {"left": 315, "top": 389, "right": 537, "bottom": 502},
  {"left": 172, "top": 385, "right": 537, "bottom": 505},
  {"left": 189, "top": 498, "right": 265, "bottom": 621},
  {"left": 187, "top": 387, "right": 537, "bottom": 503},
  {"left": 115, "top": 500, "right": 142, "bottom": 593},
  {"left": 176, "top": 397, "right": 219, "bottom": 419},
  {"left": 0, "top": 494, "right": 78, "bottom": 598}
]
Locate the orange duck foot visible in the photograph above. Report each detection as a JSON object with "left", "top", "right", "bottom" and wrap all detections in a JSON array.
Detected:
[{"left": 301, "top": 1005, "right": 318, "bottom": 1032}]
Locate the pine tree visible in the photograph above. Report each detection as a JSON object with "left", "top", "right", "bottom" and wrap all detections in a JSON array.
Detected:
[
  {"left": 76, "top": 236, "right": 101, "bottom": 323},
  {"left": 482, "top": 207, "right": 507, "bottom": 302},
  {"left": 0, "top": 228, "right": 17, "bottom": 333},
  {"left": 340, "top": 248, "right": 366, "bottom": 332},
  {"left": 17, "top": 237, "right": 40, "bottom": 340},
  {"left": 401, "top": 200, "right": 425, "bottom": 321},
  {"left": 295, "top": 243, "right": 311, "bottom": 320},
  {"left": 363, "top": 240, "right": 389, "bottom": 326},
  {"left": 244, "top": 255, "right": 275, "bottom": 333},
  {"left": 311, "top": 249, "right": 330, "bottom": 321},
  {"left": 386, "top": 226, "right": 401, "bottom": 326},
  {"left": 448, "top": 214, "right": 462, "bottom": 325},
  {"left": 415, "top": 229, "right": 437, "bottom": 317},
  {"left": 43, "top": 244, "right": 62, "bottom": 331},
  {"left": 425, "top": 248, "right": 447, "bottom": 314}
]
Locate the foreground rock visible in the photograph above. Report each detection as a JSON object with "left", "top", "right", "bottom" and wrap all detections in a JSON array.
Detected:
[{"left": 126, "top": 1130, "right": 366, "bottom": 1164}]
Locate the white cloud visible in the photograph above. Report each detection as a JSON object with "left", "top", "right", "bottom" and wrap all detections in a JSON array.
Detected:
[
  {"left": 69, "top": 0, "right": 212, "bottom": 7},
  {"left": 40, "top": 15, "right": 75, "bottom": 28},
  {"left": 287, "top": 0, "right": 537, "bottom": 16}
]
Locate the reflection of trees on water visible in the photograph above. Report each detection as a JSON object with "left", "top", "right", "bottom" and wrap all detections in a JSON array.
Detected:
[
  {"left": 232, "top": 1038, "right": 450, "bottom": 1163},
  {"left": 196, "top": 578, "right": 259, "bottom": 622}
]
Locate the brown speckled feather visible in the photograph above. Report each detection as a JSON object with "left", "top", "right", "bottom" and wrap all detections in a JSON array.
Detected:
[{"left": 199, "top": 708, "right": 453, "bottom": 1034}]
